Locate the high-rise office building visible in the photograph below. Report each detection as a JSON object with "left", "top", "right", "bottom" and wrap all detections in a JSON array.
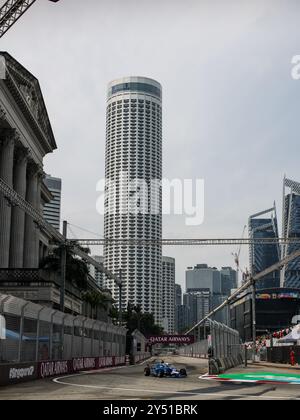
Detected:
[
  {"left": 174, "top": 284, "right": 182, "bottom": 332},
  {"left": 282, "top": 178, "right": 300, "bottom": 288},
  {"left": 176, "top": 305, "right": 190, "bottom": 334},
  {"left": 175, "top": 284, "right": 182, "bottom": 307},
  {"left": 249, "top": 206, "right": 280, "bottom": 290},
  {"left": 89, "top": 255, "right": 105, "bottom": 289},
  {"left": 43, "top": 175, "right": 62, "bottom": 232},
  {"left": 186, "top": 264, "right": 221, "bottom": 294},
  {"left": 196, "top": 289, "right": 211, "bottom": 322},
  {"left": 183, "top": 292, "right": 198, "bottom": 326},
  {"left": 162, "top": 256, "right": 175, "bottom": 334},
  {"left": 212, "top": 294, "right": 229, "bottom": 325},
  {"left": 185, "top": 264, "right": 231, "bottom": 326},
  {"left": 103, "top": 77, "right": 162, "bottom": 324},
  {"left": 220, "top": 266, "right": 237, "bottom": 296}
]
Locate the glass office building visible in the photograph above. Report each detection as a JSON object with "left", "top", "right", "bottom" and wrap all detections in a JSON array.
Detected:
[
  {"left": 249, "top": 207, "right": 280, "bottom": 290},
  {"left": 162, "top": 256, "right": 175, "bottom": 334},
  {"left": 283, "top": 193, "right": 300, "bottom": 288},
  {"left": 43, "top": 175, "right": 62, "bottom": 232}
]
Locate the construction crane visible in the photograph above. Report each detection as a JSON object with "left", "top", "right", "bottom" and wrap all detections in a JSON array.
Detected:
[
  {"left": 0, "top": 0, "right": 60, "bottom": 39},
  {"left": 231, "top": 225, "right": 247, "bottom": 287}
]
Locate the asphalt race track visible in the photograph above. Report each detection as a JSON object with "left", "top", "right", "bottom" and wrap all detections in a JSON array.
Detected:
[{"left": 1, "top": 356, "right": 300, "bottom": 400}]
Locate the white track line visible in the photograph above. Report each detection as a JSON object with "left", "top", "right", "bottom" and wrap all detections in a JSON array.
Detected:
[{"left": 53, "top": 374, "right": 298, "bottom": 400}]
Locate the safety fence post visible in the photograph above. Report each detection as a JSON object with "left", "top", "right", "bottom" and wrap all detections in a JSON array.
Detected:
[
  {"left": 18, "top": 302, "right": 30, "bottom": 362},
  {"left": 35, "top": 306, "right": 44, "bottom": 362}
]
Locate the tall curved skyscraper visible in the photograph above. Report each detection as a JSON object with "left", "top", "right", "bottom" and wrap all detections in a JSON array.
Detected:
[{"left": 104, "top": 77, "right": 162, "bottom": 324}]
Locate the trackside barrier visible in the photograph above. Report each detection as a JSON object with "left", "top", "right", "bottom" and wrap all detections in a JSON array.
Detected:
[
  {"left": 267, "top": 346, "right": 300, "bottom": 365},
  {"left": 211, "top": 353, "right": 244, "bottom": 374},
  {"left": 133, "top": 353, "right": 151, "bottom": 364},
  {"left": 0, "top": 362, "right": 37, "bottom": 386},
  {"left": 0, "top": 355, "right": 127, "bottom": 385},
  {"left": 178, "top": 339, "right": 208, "bottom": 359},
  {"left": 180, "top": 319, "right": 244, "bottom": 373},
  {"left": 0, "top": 293, "right": 127, "bottom": 364}
]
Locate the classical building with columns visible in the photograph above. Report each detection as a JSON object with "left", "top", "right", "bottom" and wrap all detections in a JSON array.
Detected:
[
  {"left": 0, "top": 53, "right": 108, "bottom": 318},
  {"left": 0, "top": 52, "right": 57, "bottom": 270}
]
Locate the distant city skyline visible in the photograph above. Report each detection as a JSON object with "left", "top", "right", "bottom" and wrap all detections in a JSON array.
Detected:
[{"left": 2, "top": 0, "right": 300, "bottom": 289}]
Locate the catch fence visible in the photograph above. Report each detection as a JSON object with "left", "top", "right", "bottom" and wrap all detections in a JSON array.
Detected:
[{"left": 0, "top": 293, "right": 127, "bottom": 364}]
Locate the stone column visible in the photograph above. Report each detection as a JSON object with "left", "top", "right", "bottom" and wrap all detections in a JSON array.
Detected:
[
  {"left": 23, "top": 163, "right": 39, "bottom": 268},
  {"left": 9, "top": 147, "right": 28, "bottom": 268},
  {"left": 0, "top": 129, "right": 15, "bottom": 268},
  {"left": 34, "top": 171, "right": 43, "bottom": 267}
]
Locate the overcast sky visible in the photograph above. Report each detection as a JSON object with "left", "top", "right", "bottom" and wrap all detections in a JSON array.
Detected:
[{"left": 1, "top": 0, "right": 300, "bottom": 291}]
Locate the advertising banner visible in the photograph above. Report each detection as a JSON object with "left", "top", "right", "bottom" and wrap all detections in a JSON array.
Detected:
[
  {"left": 1, "top": 356, "right": 127, "bottom": 385},
  {"left": 38, "top": 360, "right": 71, "bottom": 379},
  {"left": 98, "top": 356, "right": 113, "bottom": 369},
  {"left": 72, "top": 357, "right": 98, "bottom": 372},
  {"left": 40, "top": 356, "right": 124, "bottom": 376},
  {"left": 0, "top": 362, "right": 37, "bottom": 386},
  {"left": 148, "top": 335, "right": 195, "bottom": 345},
  {"left": 256, "top": 291, "right": 300, "bottom": 300}
]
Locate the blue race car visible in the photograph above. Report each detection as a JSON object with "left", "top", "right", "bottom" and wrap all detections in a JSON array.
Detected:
[{"left": 144, "top": 362, "right": 187, "bottom": 378}]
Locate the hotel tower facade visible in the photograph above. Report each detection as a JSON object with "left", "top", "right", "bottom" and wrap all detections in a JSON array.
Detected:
[{"left": 103, "top": 77, "right": 162, "bottom": 324}]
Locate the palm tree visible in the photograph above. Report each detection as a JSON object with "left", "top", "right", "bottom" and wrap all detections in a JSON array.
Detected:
[
  {"left": 40, "top": 244, "right": 91, "bottom": 291},
  {"left": 82, "top": 290, "right": 114, "bottom": 319}
]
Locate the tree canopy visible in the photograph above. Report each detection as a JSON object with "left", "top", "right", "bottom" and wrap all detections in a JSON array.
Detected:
[
  {"left": 40, "top": 244, "right": 91, "bottom": 291},
  {"left": 117, "top": 303, "right": 164, "bottom": 336}
]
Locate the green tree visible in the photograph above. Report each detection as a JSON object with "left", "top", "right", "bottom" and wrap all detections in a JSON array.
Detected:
[
  {"left": 139, "top": 313, "right": 164, "bottom": 336},
  {"left": 40, "top": 244, "right": 91, "bottom": 291},
  {"left": 123, "top": 305, "right": 163, "bottom": 336},
  {"left": 109, "top": 306, "right": 119, "bottom": 324},
  {"left": 82, "top": 290, "right": 114, "bottom": 319}
]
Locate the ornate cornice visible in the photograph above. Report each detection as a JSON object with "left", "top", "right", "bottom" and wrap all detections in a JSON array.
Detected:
[
  {"left": 26, "top": 156, "right": 44, "bottom": 178},
  {"left": 0, "top": 127, "right": 18, "bottom": 148},
  {"left": 0, "top": 53, "right": 57, "bottom": 155}
]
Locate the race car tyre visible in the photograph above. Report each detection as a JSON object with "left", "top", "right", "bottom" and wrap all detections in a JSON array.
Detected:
[
  {"left": 179, "top": 368, "right": 187, "bottom": 376},
  {"left": 144, "top": 367, "right": 151, "bottom": 376},
  {"left": 159, "top": 370, "right": 164, "bottom": 378}
]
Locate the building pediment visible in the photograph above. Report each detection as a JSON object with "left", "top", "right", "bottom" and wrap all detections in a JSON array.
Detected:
[{"left": 0, "top": 52, "right": 57, "bottom": 154}]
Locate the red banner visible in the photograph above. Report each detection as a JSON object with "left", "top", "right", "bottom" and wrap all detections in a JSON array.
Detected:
[
  {"left": 38, "top": 356, "right": 126, "bottom": 379},
  {"left": 38, "top": 360, "right": 70, "bottom": 379}
]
